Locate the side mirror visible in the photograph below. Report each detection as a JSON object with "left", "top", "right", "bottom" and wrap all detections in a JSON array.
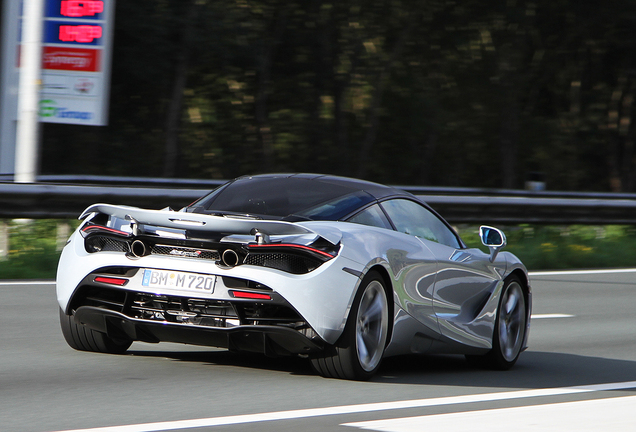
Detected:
[{"left": 479, "top": 226, "right": 506, "bottom": 262}]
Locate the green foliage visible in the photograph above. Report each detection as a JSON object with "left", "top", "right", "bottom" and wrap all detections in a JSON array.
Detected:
[
  {"left": 459, "top": 224, "right": 636, "bottom": 271},
  {"left": 1, "top": 221, "right": 635, "bottom": 280},
  {"left": 39, "top": 0, "right": 636, "bottom": 191},
  {"left": 0, "top": 220, "right": 78, "bottom": 280}
]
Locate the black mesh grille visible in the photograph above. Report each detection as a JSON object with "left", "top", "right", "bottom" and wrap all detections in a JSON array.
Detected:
[
  {"left": 244, "top": 252, "right": 322, "bottom": 274},
  {"left": 150, "top": 245, "right": 220, "bottom": 261},
  {"left": 86, "top": 236, "right": 130, "bottom": 253}
]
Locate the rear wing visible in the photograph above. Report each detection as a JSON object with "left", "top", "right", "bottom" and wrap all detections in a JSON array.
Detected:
[{"left": 79, "top": 204, "right": 342, "bottom": 245}]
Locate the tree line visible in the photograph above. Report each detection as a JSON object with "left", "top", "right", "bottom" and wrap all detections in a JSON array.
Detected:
[{"left": 41, "top": 0, "right": 636, "bottom": 191}]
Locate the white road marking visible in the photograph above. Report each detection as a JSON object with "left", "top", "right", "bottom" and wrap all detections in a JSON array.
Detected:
[
  {"left": 531, "top": 314, "right": 574, "bottom": 319},
  {"left": 530, "top": 268, "right": 636, "bottom": 276},
  {"left": 49, "top": 381, "right": 636, "bottom": 432},
  {"left": 0, "top": 280, "right": 55, "bottom": 286},
  {"left": 342, "top": 395, "right": 636, "bottom": 431}
]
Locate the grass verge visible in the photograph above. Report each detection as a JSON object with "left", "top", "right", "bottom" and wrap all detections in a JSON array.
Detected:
[
  {"left": 0, "top": 220, "right": 634, "bottom": 280},
  {"left": 458, "top": 224, "right": 636, "bottom": 271},
  {"left": 0, "top": 219, "right": 78, "bottom": 280}
]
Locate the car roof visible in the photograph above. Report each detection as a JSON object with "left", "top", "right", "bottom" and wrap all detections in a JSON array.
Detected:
[{"left": 235, "top": 173, "right": 411, "bottom": 200}]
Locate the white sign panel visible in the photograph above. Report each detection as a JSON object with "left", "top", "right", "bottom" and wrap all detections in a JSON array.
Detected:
[{"left": 39, "top": 0, "right": 115, "bottom": 125}]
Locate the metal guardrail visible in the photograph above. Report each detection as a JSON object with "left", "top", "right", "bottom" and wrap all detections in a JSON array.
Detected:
[
  {"left": 2, "top": 180, "right": 636, "bottom": 224},
  {"left": 27, "top": 174, "right": 636, "bottom": 199},
  {"left": 418, "top": 194, "right": 636, "bottom": 225},
  {"left": 0, "top": 182, "right": 207, "bottom": 219}
]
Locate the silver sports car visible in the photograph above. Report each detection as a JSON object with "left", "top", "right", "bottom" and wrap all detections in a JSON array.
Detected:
[{"left": 57, "top": 174, "right": 531, "bottom": 380}]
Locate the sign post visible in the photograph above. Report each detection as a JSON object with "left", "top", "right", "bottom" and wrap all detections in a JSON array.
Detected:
[
  {"left": 15, "top": 0, "right": 45, "bottom": 183},
  {"left": 0, "top": 0, "right": 22, "bottom": 178}
]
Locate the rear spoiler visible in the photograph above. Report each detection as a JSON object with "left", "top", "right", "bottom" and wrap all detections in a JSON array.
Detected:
[{"left": 79, "top": 204, "right": 342, "bottom": 245}]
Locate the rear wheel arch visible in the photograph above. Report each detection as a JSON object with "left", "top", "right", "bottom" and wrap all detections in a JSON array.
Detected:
[
  {"left": 365, "top": 264, "right": 394, "bottom": 344},
  {"left": 311, "top": 268, "right": 391, "bottom": 380}
]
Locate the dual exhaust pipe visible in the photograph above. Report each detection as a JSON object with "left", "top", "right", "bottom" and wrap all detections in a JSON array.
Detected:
[
  {"left": 221, "top": 249, "right": 240, "bottom": 267},
  {"left": 128, "top": 240, "right": 241, "bottom": 267},
  {"left": 130, "top": 240, "right": 148, "bottom": 258}
]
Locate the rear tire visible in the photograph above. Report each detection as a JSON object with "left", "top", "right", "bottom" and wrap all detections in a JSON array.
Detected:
[
  {"left": 466, "top": 276, "right": 527, "bottom": 370},
  {"left": 59, "top": 309, "right": 132, "bottom": 354},
  {"left": 311, "top": 271, "right": 389, "bottom": 380}
]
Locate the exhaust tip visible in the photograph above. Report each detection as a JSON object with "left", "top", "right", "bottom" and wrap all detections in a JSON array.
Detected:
[
  {"left": 221, "top": 249, "right": 240, "bottom": 267},
  {"left": 130, "top": 240, "right": 147, "bottom": 258}
]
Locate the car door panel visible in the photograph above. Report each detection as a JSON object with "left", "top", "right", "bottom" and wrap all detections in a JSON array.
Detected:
[{"left": 423, "top": 240, "right": 505, "bottom": 349}]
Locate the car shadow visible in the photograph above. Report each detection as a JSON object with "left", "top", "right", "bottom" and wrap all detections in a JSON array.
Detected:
[
  {"left": 126, "top": 347, "right": 316, "bottom": 376},
  {"left": 125, "top": 348, "right": 636, "bottom": 390},
  {"left": 375, "top": 351, "right": 636, "bottom": 389}
]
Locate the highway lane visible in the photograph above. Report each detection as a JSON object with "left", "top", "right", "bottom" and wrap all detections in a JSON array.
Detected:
[{"left": 1, "top": 270, "right": 635, "bottom": 432}]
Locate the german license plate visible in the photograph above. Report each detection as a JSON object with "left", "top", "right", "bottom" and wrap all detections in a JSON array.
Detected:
[{"left": 141, "top": 269, "right": 215, "bottom": 292}]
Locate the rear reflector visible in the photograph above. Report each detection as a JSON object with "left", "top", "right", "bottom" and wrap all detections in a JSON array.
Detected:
[
  {"left": 229, "top": 290, "right": 271, "bottom": 300},
  {"left": 94, "top": 276, "right": 128, "bottom": 286}
]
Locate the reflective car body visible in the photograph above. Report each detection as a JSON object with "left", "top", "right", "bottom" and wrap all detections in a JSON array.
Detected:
[{"left": 57, "top": 174, "right": 531, "bottom": 380}]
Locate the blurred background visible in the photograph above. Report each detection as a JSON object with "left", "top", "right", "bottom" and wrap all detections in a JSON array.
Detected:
[
  {"left": 2, "top": 0, "right": 636, "bottom": 278},
  {"left": 30, "top": 0, "right": 636, "bottom": 191}
]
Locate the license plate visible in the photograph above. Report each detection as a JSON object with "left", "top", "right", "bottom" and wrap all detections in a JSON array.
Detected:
[{"left": 141, "top": 269, "right": 215, "bottom": 292}]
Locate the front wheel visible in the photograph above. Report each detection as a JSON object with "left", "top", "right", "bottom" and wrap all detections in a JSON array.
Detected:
[
  {"left": 59, "top": 309, "right": 132, "bottom": 354},
  {"left": 311, "top": 271, "right": 389, "bottom": 380},
  {"left": 467, "top": 276, "right": 527, "bottom": 370}
]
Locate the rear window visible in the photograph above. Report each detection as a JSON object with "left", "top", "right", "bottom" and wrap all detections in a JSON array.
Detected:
[{"left": 189, "top": 176, "right": 374, "bottom": 220}]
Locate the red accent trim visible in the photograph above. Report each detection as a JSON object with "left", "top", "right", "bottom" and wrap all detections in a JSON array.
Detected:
[
  {"left": 82, "top": 224, "right": 130, "bottom": 236},
  {"left": 248, "top": 243, "right": 335, "bottom": 258},
  {"left": 94, "top": 276, "right": 128, "bottom": 286},
  {"left": 229, "top": 290, "right": 272, "bottom": 300}
]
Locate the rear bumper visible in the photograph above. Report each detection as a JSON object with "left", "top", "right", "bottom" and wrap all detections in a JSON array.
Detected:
[
  {"left": 73, "top": 306, "right": 324, "bottom": 356},
  {"left": 57, "top": 229, "right": 364, "bottom": 345}
]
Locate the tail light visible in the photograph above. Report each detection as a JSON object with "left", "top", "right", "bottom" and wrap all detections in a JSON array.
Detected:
[
  {"left": 229, "top": 290, "right": 272, "bottom": 300},
  {"left": 94, "top": 276, "right": 129, "bottom": 286},
  {"left": 245, "top": 243, "right": 338, "bottom": 274}
]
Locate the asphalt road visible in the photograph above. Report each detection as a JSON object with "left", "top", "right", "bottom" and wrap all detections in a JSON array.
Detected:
[{"left": 1, "top": 269, "right": 635, "bottom": 432}]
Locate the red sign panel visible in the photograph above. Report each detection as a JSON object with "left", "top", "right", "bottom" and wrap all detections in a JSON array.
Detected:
[
  {"left": 42, "top": 47, "right": 101, "bottom": 72},
  {"left": 59, "top": 25, "right": 103, "bottom": 43},
  {"left": 60, "top": 1, "right": 104, "bottom": 17}
]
